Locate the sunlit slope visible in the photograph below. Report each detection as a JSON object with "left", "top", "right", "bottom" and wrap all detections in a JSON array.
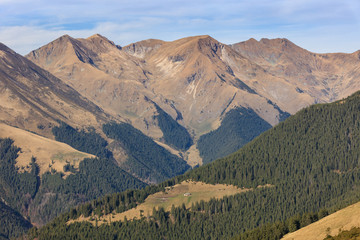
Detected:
[
  {"left": 282, "top": 201, "right": 360, "bottom": 240},
  {"left": 0, "top": 122, "right": 95, "bottom": 176}
]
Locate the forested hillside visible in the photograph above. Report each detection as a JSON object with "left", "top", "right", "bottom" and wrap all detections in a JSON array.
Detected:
[
  {"left": 0, "top": 200, "right": 32, "bottom": 239},
  {"left": 53, "top": 121, "right": 190, "bottom": 183},
  {"left": 154, "top": 104, "right": 193, "bottom": 151},
  {"left": 27, "top": 91, "right": 360, "bottom": 239},
  {"left": 0, "top": 137, "right": 146, "bottom": 228},
  {"left": 197, "top": 107, "right": 272, "bottom": 164},
  {"left": 52, "top": 122, "right": 112, "bottom": 159}
]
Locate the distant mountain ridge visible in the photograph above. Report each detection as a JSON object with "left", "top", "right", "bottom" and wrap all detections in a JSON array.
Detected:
[{"left": 0, "top": 40, "right": 190, "bottom": 184}]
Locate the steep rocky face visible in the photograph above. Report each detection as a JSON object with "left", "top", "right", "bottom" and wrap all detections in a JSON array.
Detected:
[{"left": 0, "top": 42, "right": 109, "bottom": 138}]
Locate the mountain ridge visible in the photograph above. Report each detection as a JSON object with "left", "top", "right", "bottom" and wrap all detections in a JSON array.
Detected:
[{"left": 25, "top": 34, "right": 360, "bottom": 166}]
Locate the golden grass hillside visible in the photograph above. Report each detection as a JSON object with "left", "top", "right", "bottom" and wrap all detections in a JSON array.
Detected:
[
  {"left": 0, "top": 122, "right": 95, "bottom": 176},
  {"left": 282, "top": 201, "right": 360, "bottom": 240}
]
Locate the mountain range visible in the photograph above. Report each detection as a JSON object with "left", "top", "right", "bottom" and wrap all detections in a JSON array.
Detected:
[
  {"left": 25, "top": 34, "right": 360, "bottom": 166},
  {"left": 1, "top": 34, "right": 360, "bottom": 239}
]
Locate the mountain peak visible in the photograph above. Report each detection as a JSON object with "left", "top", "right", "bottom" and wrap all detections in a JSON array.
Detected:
[
  {"left": 87, "top": 33, "right": 106, "bottom": 40},
  {"left": 168, "top": 35, "right": 222, "bottom": 53},
  {"left": 177, "top": 35, "right": 216, "bottom": 44},
  {"left": 57, "top": 34, "right": 75, "bottom": 43},
  {"left": 84, "top": 33, "right": 118, "bottom": 51},
  {"left": 87, "top": 33, "right": 115, "bottom": 45},
  {"left": 259, "top": 38, "right": 300, "bottom": 51},
  {"left": 246, "top": 38, "right": 258, "bottom": 43}
]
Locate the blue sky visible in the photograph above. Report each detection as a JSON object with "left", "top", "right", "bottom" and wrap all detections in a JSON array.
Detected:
[{"left": 0, "top": 0, "right": 359, "bottom": 55}]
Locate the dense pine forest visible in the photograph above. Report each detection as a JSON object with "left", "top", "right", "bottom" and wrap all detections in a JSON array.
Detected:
[
  {"left": 0, "top": 200, "right": 32, "bottom": 239},
  {"left": 27, "top": 91, "right": 360, "bottom": 239},
  {"left": 0, "top": 138, "right": 34, "bottom": 238},
  {"left": 154, "top": 104, "right": 193, "bottom": 151},
  {"left": 52, "top": 122, "right": 112, "bottom": 159},
  {"left": 197, "top": 107, "right": 272, "bottom": 164}
]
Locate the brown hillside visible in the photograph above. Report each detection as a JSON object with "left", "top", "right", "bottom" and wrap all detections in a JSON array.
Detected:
[
  {"left": 27, "top": 35, "right": 163, "bottom": 139},
  {"left": 0, "top": 42, "right": 109, "bottom": 138},
  {"left": 282, "top": 201, "right": 360, "bottom": 240},
  {"left": 232, "top": 38, "right": 360, "bottom": 103}
]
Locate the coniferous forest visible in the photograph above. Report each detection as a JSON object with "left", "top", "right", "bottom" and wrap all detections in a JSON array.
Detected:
[
  {"left": 197, "top": 107, "right": 272, "bottom": 164},
  {"left": 0, "top": 138, "right": 33, "bottom": 239},
  {"left": 154, "top": 104, "right": 193, "bottom": 151},
  {"left": 27, "top": 91, "right": 360, "bottom": 239}
]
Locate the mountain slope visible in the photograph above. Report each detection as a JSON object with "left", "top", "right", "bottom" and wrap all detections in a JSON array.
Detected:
[
  {"left": 1, "top": 41, "right": 191, "bottom": 183},
  {"left": 0, "top": 42, "right": 109, "bottom": 138},
  {"left": 231, "top": 38, "right": 360, "bottom": 103},
  {"left": 26, "top": 35, "right": 295, "bottom": 166},
  {"left": 28, "top": 90, "right": 360, "bottom": 239},
  {"left": 27, "top": 34, "right": 360, "bottom": 167},
  {"left": 0, "top": 200, "right": 32, "bottom": 240},
  {"left": 0, "top": 136, "right": 147, "bottom": 227},
  {"left": 282, "top": 201, "right": 360, "bottom": 240},
  {"left": 26, "top": 34, "right": 160, "bottom": 138},
  {"left": 0, "top": 122, "right": 94, "bottom": 176},
  {"left": 197, "top": 107, "right": 272, "bottom": 164}
]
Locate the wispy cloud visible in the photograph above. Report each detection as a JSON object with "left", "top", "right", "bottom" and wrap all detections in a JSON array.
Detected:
[{"left": 0, "top": 0, "right": 359, "bottom": 54}]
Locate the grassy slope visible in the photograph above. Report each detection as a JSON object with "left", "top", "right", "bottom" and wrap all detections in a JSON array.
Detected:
[
  {"left": 282, "top": 201, "right": 360, "bottom": 240},
  {"left": 0, "top": 122, "right": 94, "bottom": 176}
]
